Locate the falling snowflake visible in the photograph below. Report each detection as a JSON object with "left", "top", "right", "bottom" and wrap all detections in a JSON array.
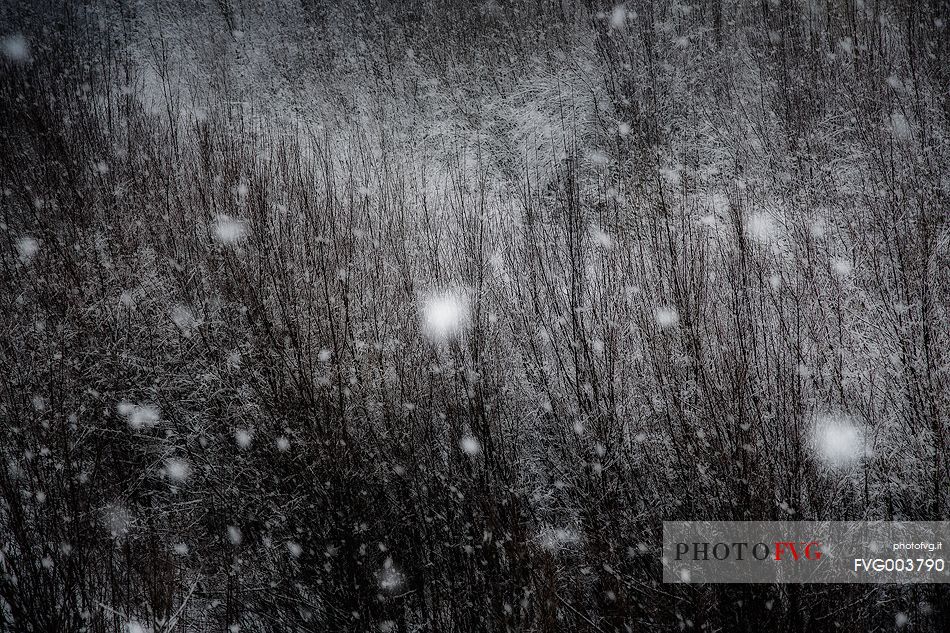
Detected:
[
  {"left": 235, "top": 429, "right": 252, "bottom": 449},
  {"left": 226, "top": 350, "right": 242, "bottom": 369},
  {"left": 460, "top": 435, "right": 481, "bottom": 456},
  {"left": 170, "top": 305, "right": 196, "bottom": 334},
  {"left": 421, "top": 291, "right": 469, "bottom": 340},
  {"left": 126, "top": 620, "right": 149, "bottom": 633},
  {"left": 1, "top": 34, "right": 30, "bottom": 62},
  {"left": 287, "top": 541, "right": 303, "bottom": 557},
  {"left": 227, "top": 525, "right": 242, "bottom": 545},
  {"left": 587, "top": 149, "right": 609, "bottom": 167},
  {"left": 117, "top": 402, "right": 161, "bottom": 430},
  {"left": 659, "top": 166, "right": 681, "bottom": 186},
  {"left": 610, "top": 5, "right": 627, "bottom": 29},
  {"left": 745, "top": 213, "right": 779, "bottom": 244},
  {"left": 489, "top": 250, "right": 505, "bottom": 272},
  {"left": 213, "top": 215, "right": 249, "bottom": 245},
  {"left": 16, "top": 236, "right": 39, "bottom": 263},
  {"left": 276, "top": 436, "right": 290, "bottom": 452},
  {"left": 589, "top": 226, "right": 614, "bottom": 249},
  {"left": 102, "top": 503, "right": 131, "bottom": 537},
  {"left": 539, "top": 526, "right": 581, "bottom": 551},
  {"left": 810, "top": 413, "right": 866, "bottom": 468},
  {"left": 165, "top": 458, "right": 191, "bottom": 483},
  {"left": 711, "top": 192, "right": 730, "bottom": 213},
  {"left": 379, "top": 557, "right": 403, "bottom": 591},
  {"left": 889, "top": 112, "right": 912, "bottom": 140},
  {"left": 830, "top": 258, "right": 853, "bottom": 277},
  {"left": 655, "top": 306, "right": 679, "bottom": 329}
]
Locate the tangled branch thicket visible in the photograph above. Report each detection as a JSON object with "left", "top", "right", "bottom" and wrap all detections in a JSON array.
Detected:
[{"left": 0, "top": 0, "right": 948, "bottom": 631}]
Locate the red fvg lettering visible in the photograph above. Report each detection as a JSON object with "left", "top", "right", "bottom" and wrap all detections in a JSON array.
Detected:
[{"left": 774, "top": 541, "right": 822, "bottom": 561}]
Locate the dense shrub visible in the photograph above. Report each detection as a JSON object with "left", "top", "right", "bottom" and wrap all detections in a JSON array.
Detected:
[{"left": 0, "top": 0, "right": 947, "bottom": 631}]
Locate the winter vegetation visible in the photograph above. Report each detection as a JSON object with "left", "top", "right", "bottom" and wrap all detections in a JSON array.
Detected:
[{"left": 0, "top": 0, "right": 948, "bottom": 630}]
